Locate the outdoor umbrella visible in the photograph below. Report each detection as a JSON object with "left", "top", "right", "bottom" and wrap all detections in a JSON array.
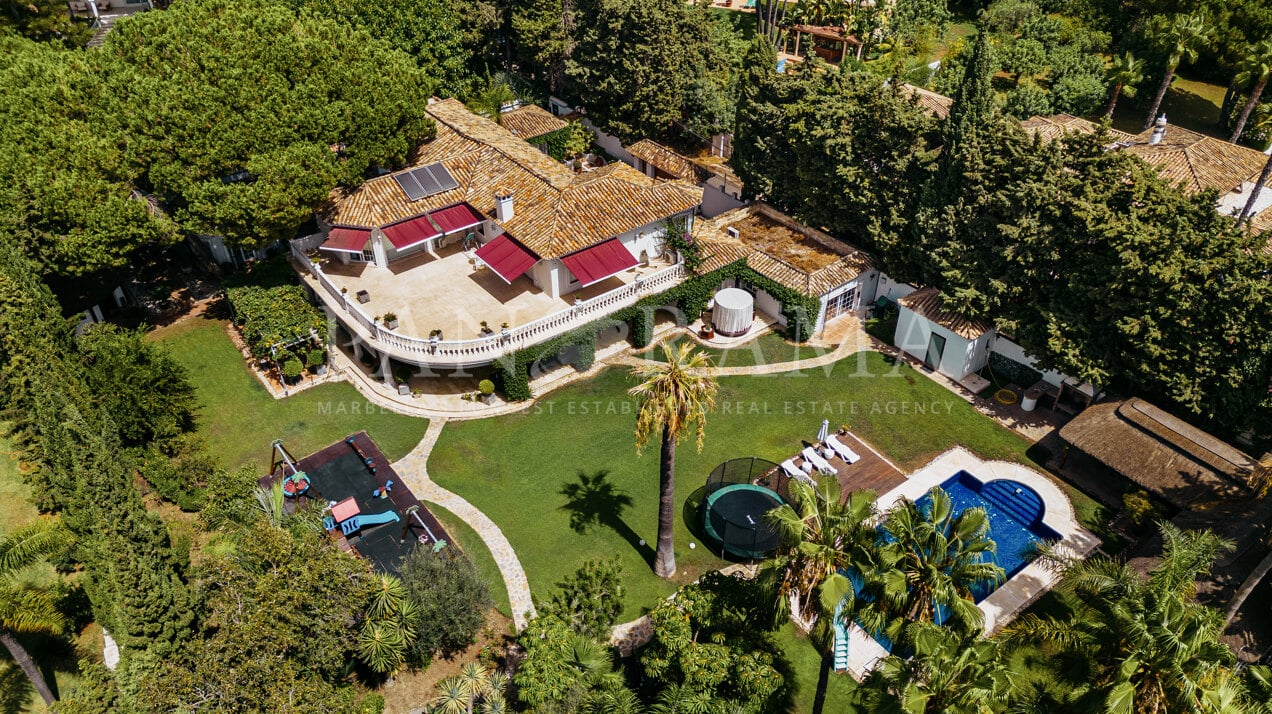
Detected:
[{"left": 816, "top": 418, "right": 830, "bottom": 443}]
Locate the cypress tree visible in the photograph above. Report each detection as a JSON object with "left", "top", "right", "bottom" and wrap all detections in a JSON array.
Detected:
[{"left": 944, "top": 30, "right": 997, "bottom": 156}]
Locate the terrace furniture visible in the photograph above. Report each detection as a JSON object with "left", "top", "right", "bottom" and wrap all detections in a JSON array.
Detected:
[
  {"left": 356, "top": 289, "right": 370, "bottom": 303},
  {"left": 780, "top": 459, "right": 816, "bottom": 486},
  {"left": 801, "top": 446, "right": 837, "bottom": 476},
  {"left": 825, "top": 434, "right": 861, "bottom": 464}
]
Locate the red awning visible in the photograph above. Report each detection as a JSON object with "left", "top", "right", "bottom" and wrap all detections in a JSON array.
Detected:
[
  {"left": 321, "top": 227, "right": 371, "bottom": 253},
  {"left": 561, "top": 239, "right": 639, "bottom": 287},
  {"left": 430, "top": 203, "right": 485, "bottom": 235},
  {"left": 381, "top": 214, "right": 441, "bottom": 251},
  {"left": 475, "top": 234, "right": 538, "bottom": 284}
]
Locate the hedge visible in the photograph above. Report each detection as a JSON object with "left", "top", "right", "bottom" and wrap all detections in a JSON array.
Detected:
[
  {"left": 531, "top": 125, "right": 576, "bottom": 161},
  {"left": 493, "top": 258, "right": 821, "bottom": 401}
]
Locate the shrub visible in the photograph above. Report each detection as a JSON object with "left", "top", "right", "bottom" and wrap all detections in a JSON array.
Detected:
[
  {"left": 224, "top": 257, "right": 328, "bottom": 357},
  {"left": 305, "top": 348, "right": 327, "bottom": 368},
  {"left": 478, "top": 379, "right": 495, "bottom": 395},
  {"left": 282, "top": 358, "right": 303, "bottom": 379},
  {"left": 400, "top": 549, "right": 492, "bottom": 662},
  {"left": 1123, "top": 490, "right": 1157, "bottom": 526}
]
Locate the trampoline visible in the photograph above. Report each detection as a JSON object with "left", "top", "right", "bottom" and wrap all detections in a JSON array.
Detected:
[{"left": 701, "top": 457, "right": 787, "bottom": 559}]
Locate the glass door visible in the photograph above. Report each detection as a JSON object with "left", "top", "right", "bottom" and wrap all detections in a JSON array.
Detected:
[
  {"left": 925, "top": 333, "right": 946, "bottom": 370},
  {"left": 825, "top": 287, "right": 857, "bottom": 322}
]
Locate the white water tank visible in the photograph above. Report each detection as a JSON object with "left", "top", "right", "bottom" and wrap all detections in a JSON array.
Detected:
[{"left": 712, "top": 288, "right": 754, "bottom": 337}]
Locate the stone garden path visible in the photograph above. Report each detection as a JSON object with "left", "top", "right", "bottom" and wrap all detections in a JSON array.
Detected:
[{"left": 392, "top": 418, "right": 538, "bottom": 630}]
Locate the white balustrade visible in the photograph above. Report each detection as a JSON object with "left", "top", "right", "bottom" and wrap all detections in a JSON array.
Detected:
[{"left": 297, "top": 254, "right": 684, "bottom": 366}]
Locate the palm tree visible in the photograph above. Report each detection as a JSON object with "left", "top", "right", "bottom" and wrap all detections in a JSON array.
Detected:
[
  {"left": 0, "top": 519, "right": 71, "bottom": 707},
  {"left": 358, "top": 574, "right": 417, "bottom": 674},
  {"left": 1003, "top": 523, "right": 1239, "bottom": 713},
  {"left": 431, "top": 663, "right": 508, "bottom": 714},
  {"left": 1238, "top": 151, "right": 1272, "bottom": 227},
  {"left": 855, "top": 622, "right": 1011, "bottom": 713},
  {"left": 1142, "top": 13, "right": 1212, "bottom": 130},
  {"left": 1230, "top": 39, "right": 1272, "bottom": 143},
  {"left": 629, "top": 342, "right": 718, "bottom": 578},
  {"left": 862, "top": 488, "right": 1004, "bottom": 641},
  {"left": 764, "top": 479, "right": 878, "bottom": 628},
  {"left": 1104, "top": 51, "right": 1146, "bottom": 119}
]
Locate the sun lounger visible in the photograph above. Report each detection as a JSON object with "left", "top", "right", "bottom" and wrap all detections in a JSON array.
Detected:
[
  {"left": 801, "top": 446, "right": 836, "bottom": 475},
  {"left": 781, "top": 458, "right": 816, "bottom": 486},
  {"left": 825, "top": 434, "right": 861, "bottom": 464}
]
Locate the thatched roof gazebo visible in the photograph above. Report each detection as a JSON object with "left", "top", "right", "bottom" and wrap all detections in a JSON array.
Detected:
[{"left": 1059, "top": 398, "right": 1258, "bottom": 510}]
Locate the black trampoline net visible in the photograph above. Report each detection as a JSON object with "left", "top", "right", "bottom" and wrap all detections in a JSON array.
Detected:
[{"left": 702, "top": 457, "right": 787, "bottom": 559}]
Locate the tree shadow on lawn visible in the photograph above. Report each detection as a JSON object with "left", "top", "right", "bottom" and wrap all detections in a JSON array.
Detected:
[{"left": 560, "top": 471, "right": 654, "bottom": 568}]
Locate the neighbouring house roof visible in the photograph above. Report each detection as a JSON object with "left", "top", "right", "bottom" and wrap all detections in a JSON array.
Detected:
[
  {"left": 1021, "top": 114, "right": 1136, "bottom": 143},
  {"left": 901, "top": 84, "right": 953, "bottom": 120},
  {"left": 1059, "top": 398, "right": 1257, "bottom": 509},
  {"left": 896, "top": 288, "right": 993, "bottom": 340},
  {"left": 692, "top": 203, "right": 872, "bottom": 297},
  {"left": 1119, "top": 123, "right": 1268, "bottom": 196},
  {"left": 322, "top": 98, "right": 702, "bottom": 259},
  {"left": 499, "top": 105, "right": 568, "bottom": 141},
  {"left": 792, "top": 24, "right": 862, "bottom": 45},
  {"left": 626, "top": 139, "right": 711, "bottom": 183}
]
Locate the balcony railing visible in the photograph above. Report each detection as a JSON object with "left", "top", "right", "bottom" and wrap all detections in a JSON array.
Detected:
[{"left": 293, "top": 238, "right": 685, "bottom": 366}]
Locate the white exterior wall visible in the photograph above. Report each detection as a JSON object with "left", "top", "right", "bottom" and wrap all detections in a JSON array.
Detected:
[
  {"left": 894, "top": 306, "right": 992, "bottom": 380},
  {"left": 701, "top": 179, "right": 746, "bottom": 218},
  {"left": 990, "top": 336, "right": 1069, "bottom": 387},
  {"left": 755, "top": 288, "right": 785, "bottom": 325},
  {"left": 876, "top": 272, "right": 917, "bottom": 302},
  {"left": 813, "top": 271, "right": 878, "bottom": 332},
  {"left": 581, "top": 119, "right": 635, "bottom": 165}
]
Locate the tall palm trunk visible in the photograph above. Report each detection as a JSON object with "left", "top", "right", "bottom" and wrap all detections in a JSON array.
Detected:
[
  {"left": 0, "top": 629, "right": 55, "bottom": 706},
  {"left": 1144, "top": 67, "right": 1176, "bottom": 130},
  {"left": 1219, "top": 76, "right": 1240, "bottom": 131},
  {"left": 1226, "top": 549, "right": 1272, "bottom": 626},
  {"left": 655, "top": 423, "right": 677, "bottom": 578},
  {"left": 1230, "top": 76, "right": 1269, "bottom": 143},
  {"left": 1238, "top": 152, "right": 1272, "bottom": 226},
  {"left": 1105, "top": 82, "right": 1124, "bottom": 118}
]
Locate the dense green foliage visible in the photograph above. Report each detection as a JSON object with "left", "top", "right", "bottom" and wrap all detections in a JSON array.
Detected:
[
  {"left": 77, "top": 324, "right": 198, "bottom": 446},
  {"left": 399, "top": 547, "right": 492, "bottom": 661},
  {"left": 0, "top": 0, "right": 91, "bottom": 45},
  {"left": 224, "top": 257, "right": 329, "bottom": 358},
  {"left": 732, "top": 47, "right": 1272, "bottom": 435},
  {"left": 536, "top": 558, "right": 625, "bottom": 641}
]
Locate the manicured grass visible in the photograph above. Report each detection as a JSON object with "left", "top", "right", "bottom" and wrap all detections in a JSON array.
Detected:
[
  {"left": 427, "top": 503, "right": 512, "bottom": 618},
  {"left": 149, "top": 317, "right": 428, "bottom": 472},
  {"left": 430, "top": 351, "right": 1104, "bottom": 619},
  {"left": 638, "top": 331, "right": 827, "bottom": 368},
  {"left": 0, "top": 432, "right": 38, "bottom": 536},
  {"left": 773, "top": 622, "right": 861, "bottom": 713},
  {"left": 708, "top": 6, "right": 757, "bottom": 43},
  {"left": 1111, "top": 75, "right": 1228, "bottom": 138}
]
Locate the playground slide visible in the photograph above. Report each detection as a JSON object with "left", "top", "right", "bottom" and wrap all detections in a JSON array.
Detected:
[{"left": 357, "top": 511, "right": 400, "bottom": 527}]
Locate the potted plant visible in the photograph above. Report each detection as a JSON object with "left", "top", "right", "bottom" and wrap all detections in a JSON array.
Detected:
[
  {"left": 341, "top": 286, "right": 348, "bottom": 295},
  {"left": 356, "top": 289, "right": 370, "bottom": 304},
  {"left": 500, "top": 322, "right": 510, "bottom": 340},
  {"left": 480, "top": 320, "right": 493, "bottom": 336},
  {"left": 281, "top": 358, "right": 304, "bottom": 385},
  {"left": 383, "top": 312, "right": 399, "bottom": 330},
  {"left": 306, "top": 348, "right": 327, "bottom": 375},
  {"left": 478, "top": 379, "right": 496, "bottom": 405},
  {"left": 394, "top": 367, "right": 412, "bottom": 395}
]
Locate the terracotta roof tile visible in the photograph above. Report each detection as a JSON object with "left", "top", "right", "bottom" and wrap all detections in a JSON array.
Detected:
[
  {"left": 626, "top": 139, "right": 711, "bottom": 182},
  {"left": 499, "top": 105, "right": 568, "bottom": 140},
  {"left": 691, "top": 204, "right": 871, "bottom": 296},
  {"left": 901, "top": 84, "right": 953, "bottom": 119},
  {"left": 1021, "top": 114, "right": 1136, "bottom": 143},
  {"left": 1121, "top": 124, "right": 1268, "bottom": 195},
  {"left": 897, "top": 287, "right": 993, "bottom": 339},
  {"left": 322, "top": 99, "right": 702, "bottom": 259}
]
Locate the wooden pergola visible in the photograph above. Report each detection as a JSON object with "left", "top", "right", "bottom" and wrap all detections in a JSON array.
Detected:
[{"left": 789, "top": 24, "right": 863, "bottom": 63}]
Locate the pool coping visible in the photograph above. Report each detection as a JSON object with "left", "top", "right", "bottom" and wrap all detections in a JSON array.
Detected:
[{"left": 842, "top": 447, "right": 1100, "bottom": 679}]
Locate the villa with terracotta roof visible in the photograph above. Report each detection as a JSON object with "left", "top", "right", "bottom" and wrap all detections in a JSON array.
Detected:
[
  {"left": 497, "top": 104, "right": 568, "bottom": 143},
  {"left": 289, "top": 98, "right": 702, "bottom": 378}
]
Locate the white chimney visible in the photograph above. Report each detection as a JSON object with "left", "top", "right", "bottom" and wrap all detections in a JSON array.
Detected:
[
  {"left": 495, "top": 191, "right": 514, "bottom": 222},
  {"left": 1149, "top": 114, "right": 1167, "bottom": 145}
]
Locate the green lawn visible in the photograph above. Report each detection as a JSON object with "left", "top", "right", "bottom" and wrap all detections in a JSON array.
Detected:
[
  {"left": 150, "top": 318, "right": 428, "bottom": 472},
  {"left": 0, "top": 432, "right": 37, "bottom": 536},
  {"left": 1111, "top": 75, "right": 1228, "bottom": 138},
  {"left": 773, "top": 623, "right": 861, "bottom": 713},
  {"left": 430, "top": 351, "right": 1106, "bottom": 620},
  {"left": 638, "top": 331, "right": 827, "bottom": 369},
  {"left": 427, "top": 503, "right": 512, "bottom": 618}
]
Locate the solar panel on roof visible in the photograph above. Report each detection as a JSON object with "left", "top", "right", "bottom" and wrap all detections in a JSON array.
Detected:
[
  {"left": 393, "top": 172, "right": 426, "bottom": 201},
  {"left": 394, "top": 163, "right": 459, "bottom": 202}
]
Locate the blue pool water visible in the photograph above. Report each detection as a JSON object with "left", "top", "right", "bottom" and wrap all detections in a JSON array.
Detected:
[{"left": 914, "top": 471, "right": 1060, "bottom": 602}]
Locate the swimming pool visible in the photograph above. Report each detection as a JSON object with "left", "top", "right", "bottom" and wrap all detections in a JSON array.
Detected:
[{"left": 914, "top": 471, "right": 1061, "bottom": 602}]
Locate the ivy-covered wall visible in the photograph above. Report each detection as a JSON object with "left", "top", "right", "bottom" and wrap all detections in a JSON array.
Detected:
[
  {"left": 492, "top": 258, "right": 821, "bottom": 401},
  {"left": 530, "top": 126, "right": 575, "bottom": 162}
]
